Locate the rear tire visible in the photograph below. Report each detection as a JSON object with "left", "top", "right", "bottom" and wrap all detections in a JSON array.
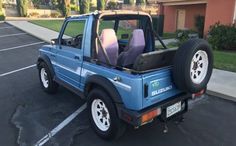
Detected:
[
  {"left": 173, "top": 39, "right": 213, "bottom": 93},
  {"left": 38, "top": 62, "right": 58, "bottom": 94},
  {"left": 88, "top": 88, "right": 126, "bottom": 140}
]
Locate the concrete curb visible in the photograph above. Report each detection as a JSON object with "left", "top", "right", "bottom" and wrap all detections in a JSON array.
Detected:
[
  {"left": 207, "top": 90, "right": 236, "bottom": 102},
  {"left": 6, "top": 17, "right": 65, "bottom": 21},
  {"left": 6, "top": 21, "right": 60, "bottom": 43},
  {"left": 6, "top": 21, "right": 49, "bottom": 43}
]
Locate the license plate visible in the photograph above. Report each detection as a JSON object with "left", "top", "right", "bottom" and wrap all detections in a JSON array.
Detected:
[{"left": 166, "top": 102, "right": 181, "bottom": 118}]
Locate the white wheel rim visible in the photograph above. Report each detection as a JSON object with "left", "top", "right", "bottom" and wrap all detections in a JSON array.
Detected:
[
  {"left": 190, "top": 50, "right": 208, "bottom": 84},
  {"left": 40, "top": 68, "right": 49, "bottom": 88},
  {"left": 91, "top": 99, "right": 110, "bottom": 131}
]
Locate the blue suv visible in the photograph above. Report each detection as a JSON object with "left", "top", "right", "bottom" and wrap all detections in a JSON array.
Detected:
[{"left": 37, "top": 11, "right": 213, "bottom": 140}]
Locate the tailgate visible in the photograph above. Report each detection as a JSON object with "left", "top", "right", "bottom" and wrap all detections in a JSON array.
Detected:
[{"left": 142, "top": 68, "right": 182, "bottom": 109}]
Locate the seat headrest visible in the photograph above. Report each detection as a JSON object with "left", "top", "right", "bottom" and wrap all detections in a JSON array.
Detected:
[
  {"left": 130, "top": 29, "right": 145, "bottom": 48},
  {"left": 100, "top": 29, "right": 118, "bottom": 50}
]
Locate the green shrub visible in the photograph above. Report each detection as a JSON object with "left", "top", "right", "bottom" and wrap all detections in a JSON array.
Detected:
[
  {"left": 136, "top": 0, "right": 146, "bottom": 5},
  {"left": 195, "top": 15, "right": 205, "bottom": 38},
  {"left": 58, "top": 0, "right": 70, "bottom": 17},
  {"left": 29, "top": 12, "right": 39, "bottom": 17},
  {"left": 16, "top": 0, "right": 28, "bottom": 17},
  {"left": 176, "top": 29, "right": 198, "bottom": 46},
  {"left": 0, "top": 0, "right": 2, "bottom": 11},
  {"left": 0, "top": 11, "right": 5, "bottom": 21},
  {"left": 41, "top": 14, "right": 49, "bottom": 18},
  {"left": 79, "top": 0, "right": 90, "bottom": 14},
  {"left": 70, "top": 4, "right": 79, "bottom": 11},
  {"left": 208, "top": 23, "right": 236, "bottom": 50},
  {"left": 50, "top": 12, "right": 61, "bottom": 18},
  {"left": 106, "top": 1, "right": 118, "bottom": 10},
  {"left": 97, "top": 0, "right": 105, "bottom": 10},
  {"left": 124, "top": 0, "right": 135, "bottom": 5}
]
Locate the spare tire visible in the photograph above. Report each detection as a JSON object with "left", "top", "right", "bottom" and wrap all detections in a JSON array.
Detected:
[{"left": 173, "top": 39, "right": 213, "bottom": 93}]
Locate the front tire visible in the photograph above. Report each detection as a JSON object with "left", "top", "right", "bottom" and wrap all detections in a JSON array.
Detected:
[
  {"left": 38, "top": 62, "right": 58, "bottom": 94},
  {"left": 88, "top": 88, "right": 126, "bottom": 140}
]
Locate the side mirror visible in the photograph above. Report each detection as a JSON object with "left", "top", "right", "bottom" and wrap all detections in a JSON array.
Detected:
[
  {"left": 51, "top": 40, "right": 55, "bottom": 45},
  {"left": 51, "top": 38, "right": 58, "bottom": 45}
]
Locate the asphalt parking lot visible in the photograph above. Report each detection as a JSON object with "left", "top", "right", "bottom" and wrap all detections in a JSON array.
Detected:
[{"left": 0, "top": 22, "right": 236, "bottom": 146}]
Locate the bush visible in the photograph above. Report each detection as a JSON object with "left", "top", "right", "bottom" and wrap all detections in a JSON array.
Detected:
[
  {"left": 16, "top": 0, "right": 28, "bottom": 17},
  {"left": 0, "top": 11, "right": 5, "bottom": 21},
  {"left": 124, "top": 0, "right": 135, "bottom": 5},
  {"left": 79, "top": 0, "right": 90, "bottom": 14},
  {"left": 106, "top": 1, "right": 118, "bottom": 10},
  {"left": 195, "top": 15, "right": 205, "bottom": 38},
  {"left": 41, "top": 14, "right": 49, "bottom": 18},
  {"left": 208, "top": 23, "right": 236, "bottom": 50},
  {"left": 0, "top": 0, "right": 2, "bottom": 11},
  {"left": 70, "top": 4, "right": 79, "bottom": 11},
  {"left": 136, "top": 0, "right": 146, "bottom": 5},
  {"left": 176, "top": 29, "right": 198, "bottom": 46},
  {"left": 29, "top": 12, "right": 39, "bottom": 17},
  {"left": 97, "top": 0, "right": 105, "bottom": 10},
  {"left": 50, "top": 12, "right": 61, "bottom": 18},
  {"left": 58, "top": 0, "right": 70, "bottom": 17}
]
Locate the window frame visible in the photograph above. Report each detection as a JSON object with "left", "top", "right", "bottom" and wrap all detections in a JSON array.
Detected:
[{"left": 58, "top": 18, "right": 87, "bottom": 50}]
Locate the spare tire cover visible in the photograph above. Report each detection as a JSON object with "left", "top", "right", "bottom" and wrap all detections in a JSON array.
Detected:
[{"left": 173, "top": 39, "right": 213, "bottom": 93}]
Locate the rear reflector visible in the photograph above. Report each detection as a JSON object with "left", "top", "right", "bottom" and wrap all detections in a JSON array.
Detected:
[
  {"left": 141, "top": 108, "right": 161, "bottom": 124},
  {"left": 192, "top": 89, "right": 205, "bottom": 98}
]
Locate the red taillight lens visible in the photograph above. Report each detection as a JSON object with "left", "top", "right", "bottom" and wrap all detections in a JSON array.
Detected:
[{"left": 192, "top": 89, "right": 205, "bottom": 98}]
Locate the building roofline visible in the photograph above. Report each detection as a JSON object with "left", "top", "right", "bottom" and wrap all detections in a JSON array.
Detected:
[{"left": 157, "top": 0, "right": 207, "bottom": 6}]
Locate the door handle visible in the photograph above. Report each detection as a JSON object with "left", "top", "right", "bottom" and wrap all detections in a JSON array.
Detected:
[{"left": 74, "top": 56, "right": 80, "bottom": 60}]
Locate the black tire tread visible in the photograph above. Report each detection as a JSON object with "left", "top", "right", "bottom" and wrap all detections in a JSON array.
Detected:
[
  {"left": 38, "top": 61, "right": 58, "bottom": 94},
  {"left": 173, "top": 39, "right": 213, "bottom": 93},
  {"left": 88, "top": 88, "right": 126, "bottom": 140}
]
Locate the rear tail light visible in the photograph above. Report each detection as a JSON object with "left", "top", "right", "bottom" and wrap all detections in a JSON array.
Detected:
[
  {"left": 141, "top": 108, "right": 161, "bottom": 124},
  {"left": 192, "top": 89, "right": 205, "bottom": 98}
]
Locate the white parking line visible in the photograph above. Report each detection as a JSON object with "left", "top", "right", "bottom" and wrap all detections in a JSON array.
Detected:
[
  {"left": 0, "top": 64, "right": 36, "bottom": 77},
  {"left": 0, "top": 33, "right": 27, "bottom": 38},
  {"left": 0, "top": 42, "right": 45, "bottom": 52},
  {"left": 0, "top": 26, "right": 15, "bottom": 29},
  {"left": 35, "top": 103, "right": 87, "bottom": 146}
]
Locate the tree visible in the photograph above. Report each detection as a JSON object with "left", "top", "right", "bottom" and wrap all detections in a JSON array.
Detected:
[
  {"left": 0, "top": 0, "right": 2, "bottom": 11},
  {"left": 0, "top": 0, "right": 4, "bottom": 21},
  {"left": 124, "top": 0, "right": 134, "bottom": 5},
  {"left": 58, "top": 0, "right": 71, "bottom": 17},
  {"left": 79, "top": 0, "right": 90, "bottom": 14},
  {"left": 16, "top": 0, "right": 28, "bottom": 17},
  {"left": 97, "top": 0, "right": 105, "bottom": 11},
  {"left": 136, "top": 0, "right": 146, "bottom": 5},
  {"left": 63, "top": 0, "right": 71, "bottom": 17}
]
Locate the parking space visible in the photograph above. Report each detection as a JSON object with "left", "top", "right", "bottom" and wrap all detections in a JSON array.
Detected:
[
  {"left": 0, "top": 32, "right": 43, "bottom": 50},
  {"left": 0, "top": 27, "right": 24, "bottom": 36},
  {"left": 0, "top": 22, "right": 236, "bottom": 146},
  {"left": 0, "top": 23, "right": 86, "bottom": 146}
]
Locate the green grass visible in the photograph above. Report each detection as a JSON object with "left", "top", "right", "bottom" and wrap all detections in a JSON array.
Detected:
[
  {"left": 30, "top": 20, "right": 132, "bottom": 39},
  {"left": 213, "top": 50, "right": 236, "bottom": 72},
  {"left": 30, "top": 20, "right": 64, "bottom": 33},
  {"left": 162, "top": 32, "right": 176, "bottom": 39},
  {"left": 155, "top": 42, "right": 178, "bottom": 49}
]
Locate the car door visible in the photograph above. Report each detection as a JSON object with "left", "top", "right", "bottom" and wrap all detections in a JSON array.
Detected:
[{"left": 55, "top": 18, "right": 87, "bottom": 88}]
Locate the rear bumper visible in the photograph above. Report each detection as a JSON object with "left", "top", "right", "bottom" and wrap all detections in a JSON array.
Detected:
[{"left": 116, "top": 93, "right": 191, "bottom": 127}]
